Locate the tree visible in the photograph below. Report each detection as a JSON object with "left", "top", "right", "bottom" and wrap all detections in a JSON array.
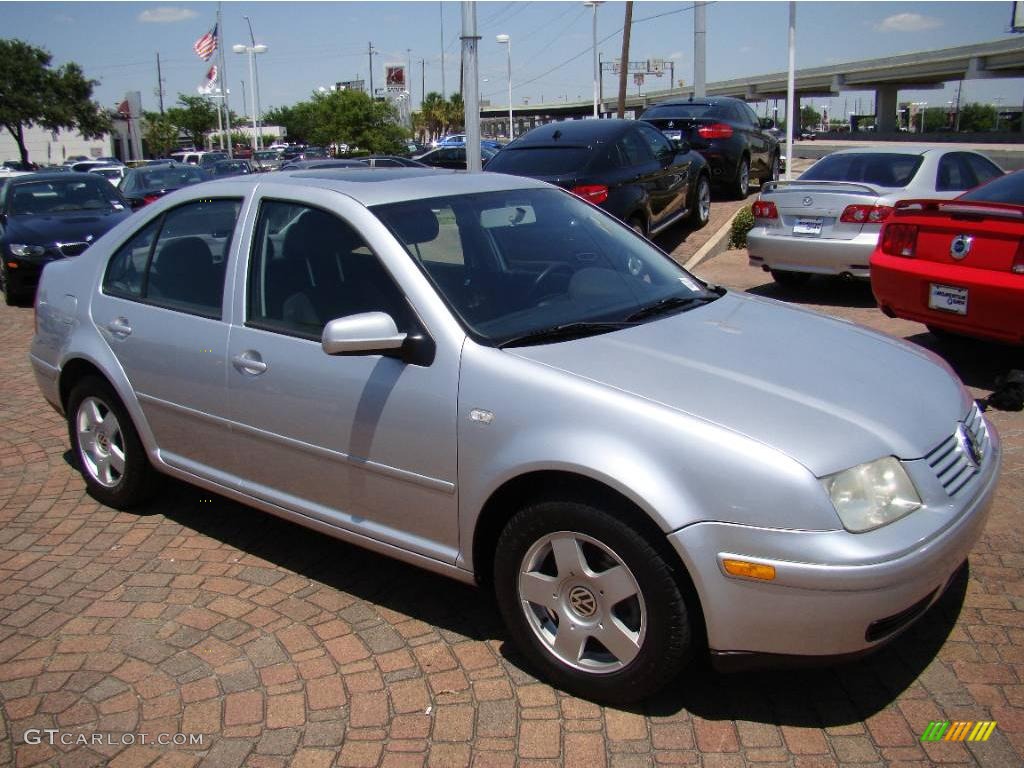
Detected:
[
  {"left": 800, "top": 104, "right": 821, "bottom": 129},
  {"left": 957, "top": 103, "right": 997, "bottom": 133},
  {"left": 166, "top": 95, "right": 218, "bottom": 149},
  {"left": 0, "top": 38, "right": 111, "bottom": 165},
  {"left": 263, "top": 103, "right": 316, "bottom": 144},
  {"left": 305, "top": 89, "right": 408, "bottom": 153},
  {"left": 922, "top": 107, "right": 949, "bottom": 133},
  {"left": 143, "top": 112, "right": 179, "bottom": 157}
]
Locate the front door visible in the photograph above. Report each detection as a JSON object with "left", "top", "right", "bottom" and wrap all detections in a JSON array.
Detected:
[{"left": 225, "top": 192, "right": 461, "bottom": 563}]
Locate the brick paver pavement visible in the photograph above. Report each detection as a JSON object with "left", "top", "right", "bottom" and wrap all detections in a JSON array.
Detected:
[{"left": 1, "top": 230, "right": 1023, "bottom": 767}]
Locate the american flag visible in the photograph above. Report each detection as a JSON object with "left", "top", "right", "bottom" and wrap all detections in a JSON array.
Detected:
[{"left": 193, "top": 23, "right": 218, "bottom": 61}]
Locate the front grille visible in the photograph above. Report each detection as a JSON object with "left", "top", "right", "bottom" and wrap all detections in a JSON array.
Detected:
[
  {"left": 924, "top": 402, "right": 990, "bottom": 497},
  {"left": 56, "top": 242, "right": 89, "bottom": 257}
]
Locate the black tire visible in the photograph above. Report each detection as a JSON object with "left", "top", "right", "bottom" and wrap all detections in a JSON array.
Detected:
[
  {"left": 926, "top": 325, "right": 972, "bottom": 350},
  {"left": 687, "top": 174, "right": 711, "bottom": 228},
  {"left": 760, "top": 154, "right": 780, "bottom": 189},
  {"left": 770, "top": 269, "right": 812, "bottom": 288},
  {"left": 494, "top": 498, "right": 692, "bottom": 704},
  {"left": 732, "top": 155, "right": 750, "bottom": 200},
  {"left": 1, "top": 265, "right": 22, "bottom": 306},
  {"left": 66, "top": 376, "right": 160, "bottom": 509}
]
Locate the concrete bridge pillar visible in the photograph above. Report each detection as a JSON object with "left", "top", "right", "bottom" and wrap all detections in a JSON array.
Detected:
[{"left": 876, "top": 85, "right": 899, "bottom": 133}]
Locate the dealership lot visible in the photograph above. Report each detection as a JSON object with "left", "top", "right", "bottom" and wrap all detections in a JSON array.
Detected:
[{"left": 1, "top": 237, "right": 1023, "bottom": 768}]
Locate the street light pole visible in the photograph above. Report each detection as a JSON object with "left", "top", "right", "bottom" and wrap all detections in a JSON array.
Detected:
[
  {"left": 244, "top": 16, "right": 263, "bottom": 149},
  {"left": 584, "top": 2, "right": 600, "bottom": 118},
  {"left": 496, "top": 34, "right": 512, "bottom": 139},
  {"left": 233, "top": 43, "right": 267, "bottom": 152}
]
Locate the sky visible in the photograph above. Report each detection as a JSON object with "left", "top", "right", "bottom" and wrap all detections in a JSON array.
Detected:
[{"left": 2, "top": 0, "right": 1022, "bottom": 119}]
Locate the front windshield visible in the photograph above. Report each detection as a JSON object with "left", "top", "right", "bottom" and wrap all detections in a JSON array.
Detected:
[
  {"left": 8, "top": 179, "right": 124, "bottom": 215},
  {"left": 372, "top": 188, "right": 713, "bottom": 345}
]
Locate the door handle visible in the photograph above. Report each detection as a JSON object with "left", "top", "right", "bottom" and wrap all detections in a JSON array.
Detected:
[
  {"left": 231, "top": 351, "right": 268, "bottom": 375},
  {"left": 106, "top": 317, "right": 132, "bottom": 338}
]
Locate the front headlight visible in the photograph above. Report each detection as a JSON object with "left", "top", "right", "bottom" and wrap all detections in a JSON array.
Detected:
[
  {"left": 9, "top": 244, "right": 46, "bottom": 257},
  {"left": 823, "top": 456, "right": 921, "bottom": 533}
]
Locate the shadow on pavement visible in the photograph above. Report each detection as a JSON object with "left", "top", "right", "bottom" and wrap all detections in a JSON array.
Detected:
[{"left": 746, "top": 275, "right": 878, "bottom": 309}]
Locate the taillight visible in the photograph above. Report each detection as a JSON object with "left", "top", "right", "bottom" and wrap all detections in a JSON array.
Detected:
[
  {"left": 840, "top": 204, "right": 893, "bottom": 224},
  {"left": 751, "top": 200, "right": 778, "bottom": 219},
  {"left": 880, "top": 224, "right": 918, "bottom": 258},
  {"left": 697, "top": 122, "right": 734, "bottom": 140},
  {"left": 571, "top": 184, "right": 609, "bottom": 205},
  {"left": 142, "top": 194, "right": 162, "bottom": 205},
  {"left": 1013, "top": 240, "right": 1024, "bottom": 274}
]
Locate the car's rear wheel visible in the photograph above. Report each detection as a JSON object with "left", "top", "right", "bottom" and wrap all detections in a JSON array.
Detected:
[
  {"left": 732, "top": 156, "right": 750, "bottom": 199},
  {"left": 67, "top": 376, "right": 159, "bottom": 509},
  {"left": 688, "top": 175, "right": 711, "bottom": 228},
  {"left": 770, "top": 269, "right": 812, "bottom": 288},
  {"left": 494, "top": 498, "right": 692, "bottom": 704},
  {"left": 761, "top": 154, "right": 780, "bottom": 188}
]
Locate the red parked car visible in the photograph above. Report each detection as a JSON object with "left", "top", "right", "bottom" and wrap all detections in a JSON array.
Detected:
[{"left": 871, "top": 170, "right": 1024, "bottom": 345}]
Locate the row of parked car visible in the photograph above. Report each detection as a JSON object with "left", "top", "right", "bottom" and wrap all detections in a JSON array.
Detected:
[{"left": 747, "top": 145, "right": 1022, "bottom": 346}]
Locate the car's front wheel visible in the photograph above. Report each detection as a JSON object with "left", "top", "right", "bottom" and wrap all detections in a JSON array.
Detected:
[
  {"left": 494, "top": 498, "right": 692, "bottom": 704},
  {"left": 67, "top": 376, "right": 159, "bottom": 509}
]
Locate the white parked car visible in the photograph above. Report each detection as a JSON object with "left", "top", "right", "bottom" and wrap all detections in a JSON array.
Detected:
[
  {"left": 748, "top": 147, "right": 1004, "bottom": 285},
  {"left": 88, "top": 165, "right": 127, "bottom": 187}
]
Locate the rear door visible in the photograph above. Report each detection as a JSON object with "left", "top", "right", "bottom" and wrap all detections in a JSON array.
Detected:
[
  {"left": 739, "top": 102, "right": 771, "bottom": 177},
  {"left": 634, "top": 123, "right": 691, "bottom": 228}
]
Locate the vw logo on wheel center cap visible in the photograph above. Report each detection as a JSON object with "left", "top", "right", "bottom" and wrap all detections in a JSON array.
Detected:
[{"left": 568, "top": 585, "right": 598, "bottom": 617}]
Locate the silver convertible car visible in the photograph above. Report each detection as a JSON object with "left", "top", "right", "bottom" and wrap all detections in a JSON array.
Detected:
[{"left": 30, "top": 169, "right": 1000, "bottom": 703}]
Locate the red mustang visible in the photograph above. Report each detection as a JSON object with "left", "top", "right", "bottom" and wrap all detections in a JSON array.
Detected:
[{"left": 871, "top": 170, "right": 1024, "bottom": 345}]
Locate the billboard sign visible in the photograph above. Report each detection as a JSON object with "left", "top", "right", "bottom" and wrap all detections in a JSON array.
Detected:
[
  {"left": 386, "top": 65, "right": 406, "bottom": 92},
  {"left": 335, "top": 80, "right": 365, "bottom": 93}
]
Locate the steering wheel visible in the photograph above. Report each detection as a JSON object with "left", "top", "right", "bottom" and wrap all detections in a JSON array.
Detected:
[{"left": 527, "top": 263, "right": 575, "bottom": 303}]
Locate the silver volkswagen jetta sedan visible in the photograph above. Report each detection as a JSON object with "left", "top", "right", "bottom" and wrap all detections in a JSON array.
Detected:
[{"left": 29, "top": 169, "right": 1000, "bottom": 703}]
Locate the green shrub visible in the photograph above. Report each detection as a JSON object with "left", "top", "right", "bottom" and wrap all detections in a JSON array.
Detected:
[{"left": 729, "top": 206, "right": 755, "bottom": 249}]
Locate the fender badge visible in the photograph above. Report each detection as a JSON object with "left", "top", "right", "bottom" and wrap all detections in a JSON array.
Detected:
[{"left": 469, "top": 409, "right": 494, "bottom": 425}]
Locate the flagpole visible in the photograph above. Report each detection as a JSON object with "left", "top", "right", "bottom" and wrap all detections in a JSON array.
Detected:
[{"left": 218, "top": 3, "right": 233, "bottom": 158}]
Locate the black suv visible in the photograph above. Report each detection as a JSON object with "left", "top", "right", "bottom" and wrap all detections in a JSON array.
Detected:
[
  {"left": 485, "top": 118, "right": 710, "bottom": 237},
  {"left": 641, "top": 96, "right": 779, "bottom": 199}
]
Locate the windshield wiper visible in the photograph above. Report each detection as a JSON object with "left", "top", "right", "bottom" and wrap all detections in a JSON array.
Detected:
[
  {"left": 624, "top": 294, "right": 716, "bottom": 322},
  {"left": 499, "top": 321, "right": 633, "bottom": 349}
]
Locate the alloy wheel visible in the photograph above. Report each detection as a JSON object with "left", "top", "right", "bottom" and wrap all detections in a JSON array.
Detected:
[
  {"left": 76, "top": 396, "right": 126, "bottom": 488},
  {"left": 517, "top": 531, "right": 646, "bottom": 674}
]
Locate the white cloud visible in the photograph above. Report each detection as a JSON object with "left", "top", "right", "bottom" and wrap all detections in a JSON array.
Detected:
[
  {"left": 875, "top": 13, "right": 942, "bottom": 33},
  {"left": 668, "top": 51, "right": 683, "bottom": 61},
  {"left": 138, "top": 7, "right": 199, "bottom": 23},
  {"left": 53, "top": 14, "right": 74, "bottom": 24}
]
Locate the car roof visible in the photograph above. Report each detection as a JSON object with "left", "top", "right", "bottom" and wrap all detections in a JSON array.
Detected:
[
  {"left": 196, "top": 168, "right": 549, "bottom": 206},
  {"left": 512, "top": 119, "right": 631, "bottom": 146},
  {"left": 649, "top": 96, "right": 746, "bottom": 107},
  {"left": 8, "top": 171, "right": 104, "bottom": 183},
  {"left": 823, "top": 146, "right": 950, "bottom": 157}
]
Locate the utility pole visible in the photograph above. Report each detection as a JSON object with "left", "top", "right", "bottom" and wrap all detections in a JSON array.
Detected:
[
  {"left": 461, "top": 1, "right": 481, "bottom": 172},
  {"left": 407, "top": 48, "right": 413, "bottom": 107},
  {"left": 599, "top": 53, "right": 603, "bottom": 105},
  {"left": 616, "top": 1, "right": 632, "bottom": 118},
  {"left": 155, "top": 52, "right": 165, "bottom": 114},
  {"left": 240, "top": 79, "right": 247, "bottom": 120},
  {"left": 694, "top": 2, "right": 706, "bottom": 98},
  {"left": 440, "top": 1, "right": 447, "bottom": 99},
  {"left": 368, "top": 42, "right": 376, "bottom": 99},
  {"left": 954, "top": 79, "right": 963, "bottom": 131},
  {"left": 421, "top": 59, "right": 426, "bottom": 104},
  {"left": 217, "top": 3, "right": 233, "bottom": 158}
]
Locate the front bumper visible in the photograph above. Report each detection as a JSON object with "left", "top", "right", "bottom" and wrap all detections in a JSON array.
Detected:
[
  {"left": 872, "top": 252, "right": 1024, "bottom": 345},
  {"left": 668, "top": 422, "right": 1000, "bottom": 660},
  {"left": 748, "top": 228, "right": 878, "bottom": 278}
]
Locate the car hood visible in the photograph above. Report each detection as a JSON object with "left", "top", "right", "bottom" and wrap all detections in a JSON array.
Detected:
[
  {"left": 508, "top": 291, "right": 967, "bottom": 477},
  {"left": 3, "top": 209, "right": 131, "bottom": 245}
]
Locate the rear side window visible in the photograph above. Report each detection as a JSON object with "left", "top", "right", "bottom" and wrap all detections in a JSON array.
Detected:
[
  {"left": 102, "top": 198, "right": 241, "bottom": 318},
  {"left": 936, "top": 154, "right": 971, "bottom": 192},
  {"left": 964, "top": 154, "right": 1003, "bottom": 188},
  {"left": 486, "top": 147, "right": 593, "bottom": 175},
  {"left": 959, "top": 171, "right": 1024, "bottom": 204},
  {"left": 800, "top": 153, "right": 923, "bottom": 187}
]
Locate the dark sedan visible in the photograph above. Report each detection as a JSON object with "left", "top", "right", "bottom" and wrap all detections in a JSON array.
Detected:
[
  {"left": 0, "top": 173, "right": 131, "bottom": 305},
  {"left": 119, "top": 164, "right": 209, "bottom": 209},
  {"left": 211, "top": 159, "right": 258, "bottom": 178},
  {"left": 277, "top": 159, "right": 368, "bottom": 171},
  {"left": 355, "top": 155, "right": 430, "bottom": 168},
  {"left": 641, "top": 96, "right": 779, "bottom": 198},
  {"left": 485, "top": 118, "right": 711, "bottom": 236},
  {"left": 414, "top": 145, "right": 498, "bottom": 170}
]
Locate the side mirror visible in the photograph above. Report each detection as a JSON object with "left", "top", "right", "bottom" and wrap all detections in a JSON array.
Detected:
[
  {"left": 759, "top": 117, "right": 776, "bottom": 130},
  {"left": 322, "top": 311, "right": 407, "bottom": 356}
]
